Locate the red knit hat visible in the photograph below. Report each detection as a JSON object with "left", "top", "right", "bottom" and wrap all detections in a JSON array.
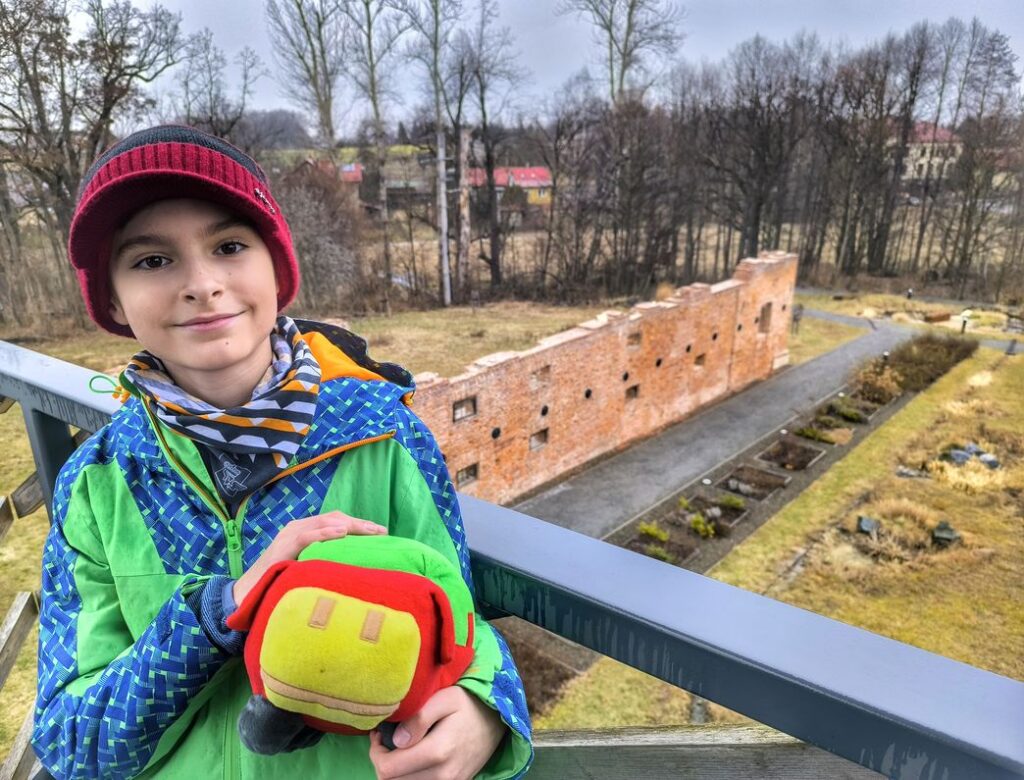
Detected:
[{"left": 69, "top": 125, "right": 300, "bottom": 337}]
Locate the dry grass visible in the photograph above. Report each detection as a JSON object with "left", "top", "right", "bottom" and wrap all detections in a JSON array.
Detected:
[
  {"left": 346, "top": 301, "right": 607, "bottom": 377},
  {"left": 787, "top": 317, "right": 864, "bottom": 366},
  {"left": 712, "top": 347, "right": 1024, "bottom": 681},
  {"left": 796, "top": 291, "right": 1013, "bottom": 338}
]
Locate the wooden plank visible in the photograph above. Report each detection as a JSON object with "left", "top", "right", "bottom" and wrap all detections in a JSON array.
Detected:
[
  {"left": 10, "top": 476, "right": 42, "bottom": 520},
  {"left": 8, "top": 430, "right": 89, "bottom": 521},
  {"left": 0, "top": 396, "right": 14, "bottom": 415},
  {"left": 0, "top": 496, "right": 12, "bottom": 547},
  {"left": 0, "top": 592, "right": 37, "bottom": 691},
  {"left": 0, "top": 707, "right": 42, "bottom": 780},
  {"left": 531, "top": 725, "right": 882, "bottom": 779}
]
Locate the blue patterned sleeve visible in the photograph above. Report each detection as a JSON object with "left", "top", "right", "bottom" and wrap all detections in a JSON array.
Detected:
[
  {"left": 32, "top": 464, "right": 231, "bottom": 780},
  {"left": 392, "top": 410, "right": 534, "bottom": 779}
]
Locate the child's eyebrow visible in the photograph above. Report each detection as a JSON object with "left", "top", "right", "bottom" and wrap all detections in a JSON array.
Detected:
[
  {"left": 201, "top": 217, "right": 253, "bottom": 239},
  {"left": 113, "top": 218, "right": 253, "bottom": 262},
  {"left": 113, "top": 232, "right": 172, "bottom": 262}
]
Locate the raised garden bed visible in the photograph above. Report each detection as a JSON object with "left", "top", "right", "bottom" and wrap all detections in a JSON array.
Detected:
[
  {"left": 621, "top": 520, "right": 698, "bottom": 567},
  {"left": 717, "top": 464, "right": 791, "bottom": 501},
  {"left": 684, "top": 491, "right": 749, "bottom": 529},
  {"left": 758, "top": 436, "right": 826, "bottom": 471}
]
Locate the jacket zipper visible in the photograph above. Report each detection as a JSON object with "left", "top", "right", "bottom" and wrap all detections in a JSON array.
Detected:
[{"left": 144, "top": 401, "right": 396, "bottom": 578}]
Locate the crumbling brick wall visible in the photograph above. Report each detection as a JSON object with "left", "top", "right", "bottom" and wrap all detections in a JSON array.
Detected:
[{"left": 410, "top": 252, "right": 798, "bottom": 505}]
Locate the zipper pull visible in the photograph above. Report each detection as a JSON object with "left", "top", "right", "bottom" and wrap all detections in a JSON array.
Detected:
[{"left": 225, "top": 520, "right": 242, "bottom": 552}]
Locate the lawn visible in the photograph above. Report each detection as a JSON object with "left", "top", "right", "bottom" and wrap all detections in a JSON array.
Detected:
[
  {"left": 535, "top": 346, "right": 1023, "bottom": 731},
  {"left": 796, "top": 291, "right": 1013, "bottom": 338},
  {"left": 786, "top": 316, "right": 864, "bottom": 366}
]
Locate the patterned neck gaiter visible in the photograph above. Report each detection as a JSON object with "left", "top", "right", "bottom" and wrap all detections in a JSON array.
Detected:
[{"left": 125, "top": 316, "right": 322, "bottom": 509}]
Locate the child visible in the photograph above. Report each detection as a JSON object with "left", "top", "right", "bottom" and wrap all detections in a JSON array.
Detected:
[{"left": 32, "top": 125, "right": 533, "bottom": 780}]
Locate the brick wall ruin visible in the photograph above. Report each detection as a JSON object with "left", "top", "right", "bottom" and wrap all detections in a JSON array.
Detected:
[{"left": 409, "top": 252, "right": 798, "bottom": 506}]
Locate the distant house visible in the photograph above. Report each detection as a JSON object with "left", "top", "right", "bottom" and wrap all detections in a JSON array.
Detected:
[
  {"left": 467, "top": 166, "right": 553, "bottom": 206},
  {"left": 901, "top": 122, "right": 961, "bottom": 182},
  {"left": 339, "top": 162, "right": 364, "bottom": 184}
]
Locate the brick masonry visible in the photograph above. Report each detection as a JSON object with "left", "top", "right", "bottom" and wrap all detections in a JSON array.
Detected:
[{"left": 409, "top": 252, "right": 798, "bottom": 505}]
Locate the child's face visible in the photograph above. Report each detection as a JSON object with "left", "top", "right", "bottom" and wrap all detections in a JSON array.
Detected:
[{"left": 108, "top": 198, "right": 279, "bottom": 387}]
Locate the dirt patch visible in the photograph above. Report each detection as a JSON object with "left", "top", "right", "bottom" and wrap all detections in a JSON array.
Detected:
[
  {"left": 968, "top": 371, "right": 993, "bottom": 387},
  {"left": 758, "top": 437, "right": 826, "bottom": 471},
  {"left": 718, "top": 465, "right": 790, "bottom": 500}
]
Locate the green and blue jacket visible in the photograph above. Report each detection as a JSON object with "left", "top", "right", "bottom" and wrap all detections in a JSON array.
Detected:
[{"left": 32, "top": 322, "right": 533, "bottom": 779}]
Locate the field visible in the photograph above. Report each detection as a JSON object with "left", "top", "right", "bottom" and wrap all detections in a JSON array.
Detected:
[{"left": 535, "top": 346, "right": 1023, "bottom": 730}]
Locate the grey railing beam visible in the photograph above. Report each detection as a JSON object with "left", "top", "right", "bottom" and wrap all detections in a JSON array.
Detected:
[{"left": 463, "top": 494, "right": 1024, "bottom": 780}]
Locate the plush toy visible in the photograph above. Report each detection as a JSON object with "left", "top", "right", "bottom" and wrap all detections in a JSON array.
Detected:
[{"left": 225, "top": 534, "right": 476, "bottom": 754}]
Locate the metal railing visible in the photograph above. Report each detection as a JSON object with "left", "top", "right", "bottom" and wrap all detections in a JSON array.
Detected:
[{"left": 1, "top": 339, "right": 1023, "bottom": 779}]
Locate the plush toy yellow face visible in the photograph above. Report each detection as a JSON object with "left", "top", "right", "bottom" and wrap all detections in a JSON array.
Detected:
[{"left": 259, "top": 587, "right": 421, "bottom": 730}]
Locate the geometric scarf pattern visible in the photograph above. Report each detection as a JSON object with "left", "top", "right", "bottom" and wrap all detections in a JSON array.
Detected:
[{"left": 124, "top": 315, "right": 321, "bottom": 470}]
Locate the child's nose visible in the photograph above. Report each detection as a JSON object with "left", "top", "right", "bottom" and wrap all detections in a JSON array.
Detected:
[{"left": 181, "top": 257, "right": 225, "bottom": 302}]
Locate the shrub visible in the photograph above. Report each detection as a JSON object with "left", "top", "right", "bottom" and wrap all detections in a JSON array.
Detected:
[
  {"left": 717, "top": 493, "right": 746, "bottom": 511},
  {"left": 638, "top": 521, "right": 669, "bottom": 542},
  {"left": 887, "top": 334, "right": 979, "bottom": 391},
  {"left": 853, "top": 364, "right": 903, "bottom": 404},
  {"left": 814, "top": 414, "right": 844, "bottom": 429},
  {"left": 677, "top": 496, "right": 692, "bottom": 511},
  {"left": 795, "top": 426, "right": 835, "bottom": 444},
  {"left": 829, "top": 400, "right": 866, "bottom": 423},
  {"left": 644, "top": 543, "right": 677, "bottom": 564},
  {"left": 691, "top": 513, "right": 716, "bottom": 539}
]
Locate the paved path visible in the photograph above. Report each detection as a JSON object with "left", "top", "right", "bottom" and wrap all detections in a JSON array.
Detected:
[{"left": 513, "top": 319, "right": 914, "bottom": 538}]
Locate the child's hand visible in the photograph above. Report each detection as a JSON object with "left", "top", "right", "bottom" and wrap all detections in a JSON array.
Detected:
[
  {"left": 232, "top": 512, "right": 386, "bottom": 605},
  {"left": 368, "top": 686, "right": 507, "bottom": 780}
]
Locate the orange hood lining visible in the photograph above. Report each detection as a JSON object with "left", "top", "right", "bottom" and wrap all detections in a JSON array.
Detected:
[{"left": 299, "top": 331, "right": 414, "bottom": 407}]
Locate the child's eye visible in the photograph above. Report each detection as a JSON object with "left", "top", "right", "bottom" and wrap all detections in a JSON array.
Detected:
[
  {"left": 217, "top": 241, "right": 248, "bottom": 255},
  {"left": 132, "top": 255, "right": 171, "bottom": 270}
]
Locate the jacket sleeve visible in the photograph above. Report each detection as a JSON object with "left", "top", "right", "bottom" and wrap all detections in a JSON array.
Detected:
[
  {"left": 32, "top": 457, "right": 231, "bottom": 780},
  {"left": 390, "top": 412, "right": 534, "bottom": 780}
]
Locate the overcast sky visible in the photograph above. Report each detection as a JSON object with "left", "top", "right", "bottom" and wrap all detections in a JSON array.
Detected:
[{"left": 149, "top": 0, "right": 1024, "bottom": 132}]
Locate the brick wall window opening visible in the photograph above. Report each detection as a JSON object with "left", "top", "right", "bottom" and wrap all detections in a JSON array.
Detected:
[
  {"left": 584, "top": 388, "right": 593, "bottom": 399},
  {"left": 625, "top": 384, "right": 640, "bottom": 400},
  {"left": 759, "top": 302, "right": 773, "bottom": 333},
  {"left": 627, "top": 331, "right": 642, "bottom": 347},
  {"left": 530, "top": 429, "right": 549, "bottom": 450},
  {"left": 686, "top": 344, "right": 692, "bottom": 353},
  {"left": 491, "top": 427, "right": 501, "bottom": 439},
  {"left": 737, "top": 323, "right": 743, "bottom": 332},
  {"left": 622, "top": 371, "right": 630, "bottom": 381},
  {"left": 712, "top": 332, "right": 718, "bottom": 341},
  {"left": 541, "top": 405, "right": 549, "bottom": 416},
  {"left": 655, "top": 357, "right": 663, "bottom": 367},
  {"left": 456, "top": 463, "right": 478, "bottom": 487},
  {"left": 452, "top": 396, "right": 477, "bottom": 422},
  {"left": 695, "top": 353, "right": 706, "bottom": 367},
  {"left": 531, "top": 365, "right": 551, "bottom": 390}
]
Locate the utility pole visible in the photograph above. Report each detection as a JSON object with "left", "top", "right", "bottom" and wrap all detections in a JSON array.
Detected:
[{"left": 436, "top": 123, "right": 451, "bottom": 305}]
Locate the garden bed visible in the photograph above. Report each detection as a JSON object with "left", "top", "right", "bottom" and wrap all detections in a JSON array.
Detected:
[
  {"left": 717, "top": 464, "right": 791, "bottom": 500},
  {"left": 757, "top": 436, "right": 827, "bottom": 471}
]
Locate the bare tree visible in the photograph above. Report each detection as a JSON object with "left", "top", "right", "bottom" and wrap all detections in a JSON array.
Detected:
[
  {"left": 400, "top": 0, "right": 464, "bottom": 306},
  {"left": 176, "top": 28, "right": 265, "bottom": 142},
  {"left": 442, "top": 28, "right": 476, "bottom": 302},
  {"left": 265, "top": 0, "right": 347, "bottom": 146},
  {"left": 558, "top": 0, "right": 683, "bottom": 103},
  {"left": 339, "top": 0, "right": 408, "bottom": 314},
  {"left": 470, "top": 0, "right": 528, "bottom": 290}
]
